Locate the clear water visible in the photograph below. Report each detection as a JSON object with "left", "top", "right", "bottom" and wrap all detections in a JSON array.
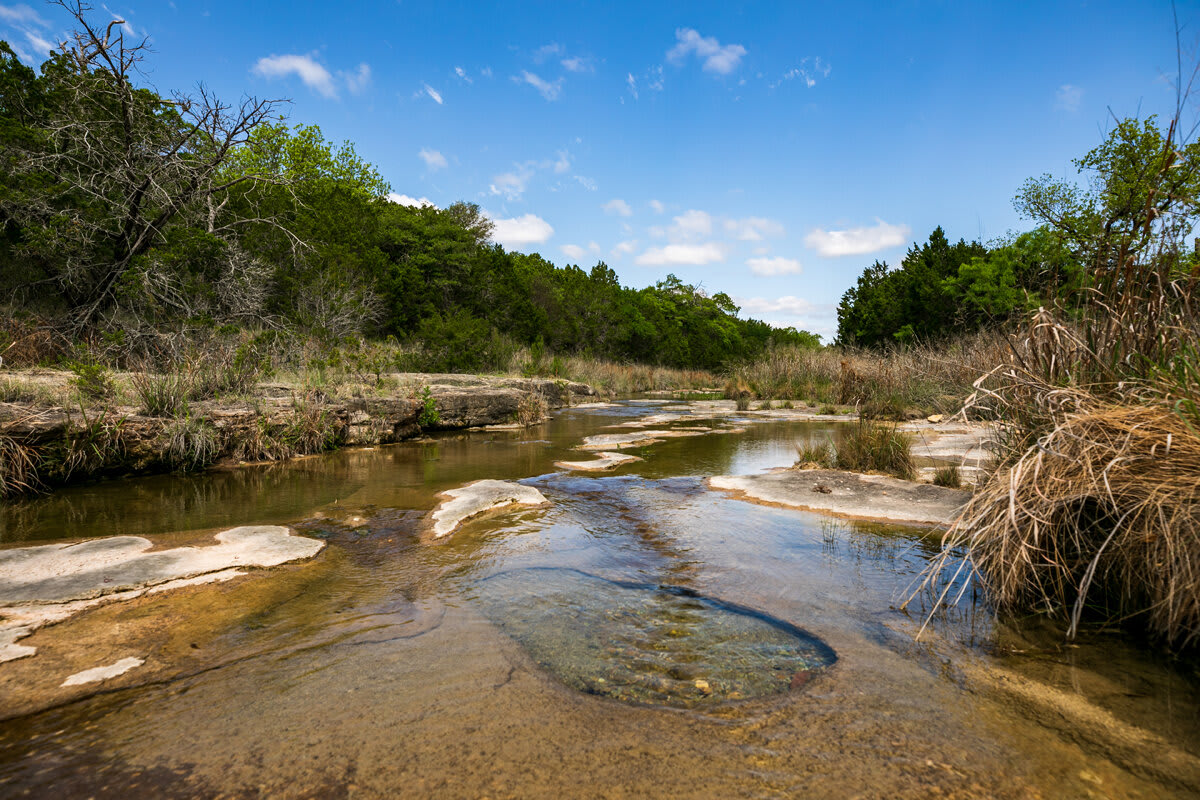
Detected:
[{"left": 1, "top": 400, "right": 1198, "bottom": 799}]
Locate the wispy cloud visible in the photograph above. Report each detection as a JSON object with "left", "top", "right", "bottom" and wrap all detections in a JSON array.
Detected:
[
  {"left": 0, "top": 4, "right": 48, "bottom": 25},
  {"left": 561, "top": 243, "right": 587, "bottom": 260},
  {"left": 516, "top": 70, "right": 564, "bottom": 101},
  {"left": 611, "top": 239, "right": 638, "bottom": 259},
  {"left": 724, "top": 217, "right": 784, "bottom": 241},
  {"left": 253, "top": 54, "right": 337, "bottom": 98},
  {"left": 772, "top": 56, "right": 831, "bottom": 89},
  {"left": 668, "top": 209, "right": 713, "bottom": 239},
  {"left": 746, "top": 256, "right": 802, "bottom": 276},
  {"left": 554, "top": 150, "right": 570, "bottom": 174},
  {"left": 418, "top": 148, "right": 447, "bottom": 170},
  {"left": 635, "top": 242, "right": 726, "bottom": 267},
  {"left": 454, "top": 66, "right": 472, "bottom": 83},
  {"left": 423, "top": 84, "right": 444, "bottom": 104},
  {"left": 667, "top": 28, "right": 746, "bottom": 75},
  {"left": 804, "top": 219, "right": 910, "bottom": 257},
  {"left": 388, "top": 193, "right": 436, "bottom": 208},
  {"left": 648, "top": 199, "right": 665, "bottom": 214},
  {"left": 341, "top": 63, "right": 371, "bottom": 94},
  {"left": 561, "top": 56, "right": 592, "bottom": 73},
  {"left": 491, "top": 213, "right": 554, "bottom": 248},
  {"left": 1055, "top": 84, "right": 1083, "bottom": 112},
  {"left": 603, "top": 198, "right": 633, "bottom": 217},
  {"left": 626, "top": 73, "right": 639, "bottom": 100}
]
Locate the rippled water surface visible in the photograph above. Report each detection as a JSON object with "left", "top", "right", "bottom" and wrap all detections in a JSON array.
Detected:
[{"left": 2, "top": 400, "right": 1199, "bottom": 798}]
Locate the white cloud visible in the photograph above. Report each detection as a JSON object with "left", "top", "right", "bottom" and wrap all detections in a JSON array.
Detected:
[
  {"left": 24, "top": 29, "right": 53, "bottom": 57},
  {"left": 746, "top": 256, "right": 802, "bottom": 276},
  {"left": 645, "top": 65, "right": 664, "bottom": 91},
  {"left": 418, "top": 148, "right": 448, "bottom": 170},
  {"left": 667, "top": 28, "right": 747, "bottom": 75},
  {"left": 573, "top": 175, "right": 597, "bottom": 191},
  {"left": 554, "top": 150, "right": 570, "bottom": 174},
  {"left": 635, "top": 242, "right": 726, "bottom": 267},
  {"left": 253, "top": 54, "right": 337, "bottom": 98},
  {"left": 603, "top": 198, "right": 633, "bottom": 217},
  {"left": 648, "top": 199, "right": 665, "bottom": 214},
  {"left": 489, "top": 170, "right": 529, "bottom": 200},
  {"left": 724, "top": 216, "right": 784, "bottom": 241},
  {"left": 454, "top": 66, "right": 472, "bottom": 83},
  {"left": 626, "top": 73, "right": 638, "bottom": 100},
  {"left": 669, "top": 209, "right": 713, "bottom": 239},
  {"left": 739, "top": 295, "right": 816, "bottom": 316},
  {"left": 588, "top": 241, "right": 600, "bottom": 253},
  {"left": 534, "top": 43, "right": 563, "bottom": 62},
  {"left": 341, "top": 63, "right": 371, "bottom": 94},
  {"left": 0, "top": 4, "right": 48, "bottom": 25},
  {"left": 1056, "top": 84, "right": 1083, "bottom": 112},
  {"left": 481, "top": 67, "right": 493, "bottom": 78},
  {"left": 562, "top": 56, "right": 592, "bottom": 73},
  {"left": 424, "top": 84, "right": 443, "bottom": 104},
  {"left": 517, "top": 70, "right": 563, "bottom": 101},
  {"left": 804, "top": 219, "right": 910, "bottom": 257},
  {"left": 611, "top": 239, "right": 638, "bottom": 258},
  {"left": 561, "top": 244, "right": 587, "bottom": 260},
  {"left": 388, "top": 193, "right": 435, "bottom": 208},
  {"left": 492, "top": 214, "right": 554, "bottom": 249}
]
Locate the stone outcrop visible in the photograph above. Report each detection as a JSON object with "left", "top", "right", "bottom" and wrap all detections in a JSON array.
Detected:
[
  {"left": 709, "top": 469, "right": 970, "bottom": 527},
  {"left": 0, "top": 372, "right": 597, "bottom": 492},
  {"left": 0, "top": 525, "right": 325, "bottom": 662},
  {"left": 426, "top": 480, "right": 550, "bottom": 539}
]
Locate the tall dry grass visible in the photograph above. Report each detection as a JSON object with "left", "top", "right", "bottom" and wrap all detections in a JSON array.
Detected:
[
  {"left": 726, "top": 332, "right": 1008, "bottom": 417},
  {"left": 915, "top": 254, "right": 1200, "bottom": 645},
  {"left": 560, "top": 355, "right": 717, "bottom": 394}
]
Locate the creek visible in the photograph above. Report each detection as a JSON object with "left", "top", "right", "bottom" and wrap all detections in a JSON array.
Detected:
[{"left": 1, "top": 400, "right": 1198, "bottom": 798}]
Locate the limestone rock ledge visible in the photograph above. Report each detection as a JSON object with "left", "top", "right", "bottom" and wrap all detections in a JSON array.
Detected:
[
  {"left": 0, "top": 526, "right": 324, "bottom": 662},
  {"left": 709, "top": 470, "right": 970, "bottom": 527}
]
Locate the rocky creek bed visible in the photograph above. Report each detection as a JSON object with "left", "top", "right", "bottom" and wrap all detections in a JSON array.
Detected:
[{"left": 3, "top": 398, "right": 1196, "bottom": 799}]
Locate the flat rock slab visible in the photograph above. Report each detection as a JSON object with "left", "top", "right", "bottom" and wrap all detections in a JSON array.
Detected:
[
  {"left": 554, "top": 452, "right": 643, "bottom": 472},
  {"left": 0, "top": 526, "right": 323, "bottom": 663},
  {"left": 427, "top": 480, "right": 550, "bottom": 539},
  {"left": 0, "top": 526, "right": 324, "bottom": 606},
  {"left": 708, "top": 470, "right": 970, "bottom": 527},
  {"left": 577, "top": 431, "right": 670, "bottom": 450}
]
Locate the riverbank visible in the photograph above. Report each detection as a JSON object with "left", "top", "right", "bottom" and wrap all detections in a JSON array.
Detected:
[{"left": 0, "top": 370, "right": 597, "bottom": 497}]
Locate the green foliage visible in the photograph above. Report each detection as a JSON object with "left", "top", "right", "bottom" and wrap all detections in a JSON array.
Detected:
[
  {"left": 836, "top": 227, "right": 987, "bottom": 347},
  {"left": 131, "top": 371, "right": 190, "bottom": 417},
  {"left": 70, "top": 361, "right": 114, "bottom": 401},
  {"left": 417, "top": 387, "right": 440, "bottom": 427}
]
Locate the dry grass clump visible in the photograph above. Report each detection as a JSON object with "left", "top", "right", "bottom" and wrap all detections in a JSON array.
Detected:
[
  {"left": 932, "top": 464, "right": 962, "bottom": 488},
  {"left": 836, "top": 419, "right": 915, "bottom": 479},
  {"left": 562, "top": 356, "right": 716, "bottom": 394},
  {"left": 795, "top": 439, "right": 836, "bottom": 470},
  {"left": 163, "top": 416, "right": 222, "bottom": 471},
  {"left": 131, "top": 370, "right": 191, "bottom": 416},
  {"left": 0, "top": 436, "right": 40, "bottom": 497},
  {"left": 517, "top": 392, "right": 548, "bottom": 425},
  {"left": 930, "top": 404, "right": 1200, "bottom": 644}
]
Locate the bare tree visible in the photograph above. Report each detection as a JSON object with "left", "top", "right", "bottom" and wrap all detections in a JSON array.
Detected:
[{"left": 1, "top": 1, "right": 288, "bottom": 327}]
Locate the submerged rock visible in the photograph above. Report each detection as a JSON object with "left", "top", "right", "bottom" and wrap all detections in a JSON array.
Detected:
[
  {"left": 0, "top": 526, "right": 324, "bottom": 662},
  {"left": 474, "top": 568, "right": 836, "bottom": 708},
  {"left": 426, "top": 480, "right": 550, "bottom": 539}
]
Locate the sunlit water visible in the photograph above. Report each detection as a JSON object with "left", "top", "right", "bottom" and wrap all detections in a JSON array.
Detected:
[{"left": 1, "top": 401, "right": 1199, "bottom": 798}]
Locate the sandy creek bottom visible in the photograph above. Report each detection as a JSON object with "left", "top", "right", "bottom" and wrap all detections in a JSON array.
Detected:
[{"left": 1, "top": 401, "right": 1199, "bottom": 798}]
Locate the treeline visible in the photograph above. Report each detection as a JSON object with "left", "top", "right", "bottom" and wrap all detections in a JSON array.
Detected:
[
  {"left": 837, "top": 116, "right": 1199, "bottom": 348},
  {"left": 0, "top": 8, "right": 813, "bottom": 373}
]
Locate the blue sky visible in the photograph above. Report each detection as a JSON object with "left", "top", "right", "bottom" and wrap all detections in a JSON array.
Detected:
[{"left": 1, "top": 1, "right": 1193, "bottom": 339}]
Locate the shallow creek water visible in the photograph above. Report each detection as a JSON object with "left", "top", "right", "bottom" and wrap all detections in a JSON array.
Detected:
[{"left": 2, "top": 401, "right": 1200, "bottom": 798}]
